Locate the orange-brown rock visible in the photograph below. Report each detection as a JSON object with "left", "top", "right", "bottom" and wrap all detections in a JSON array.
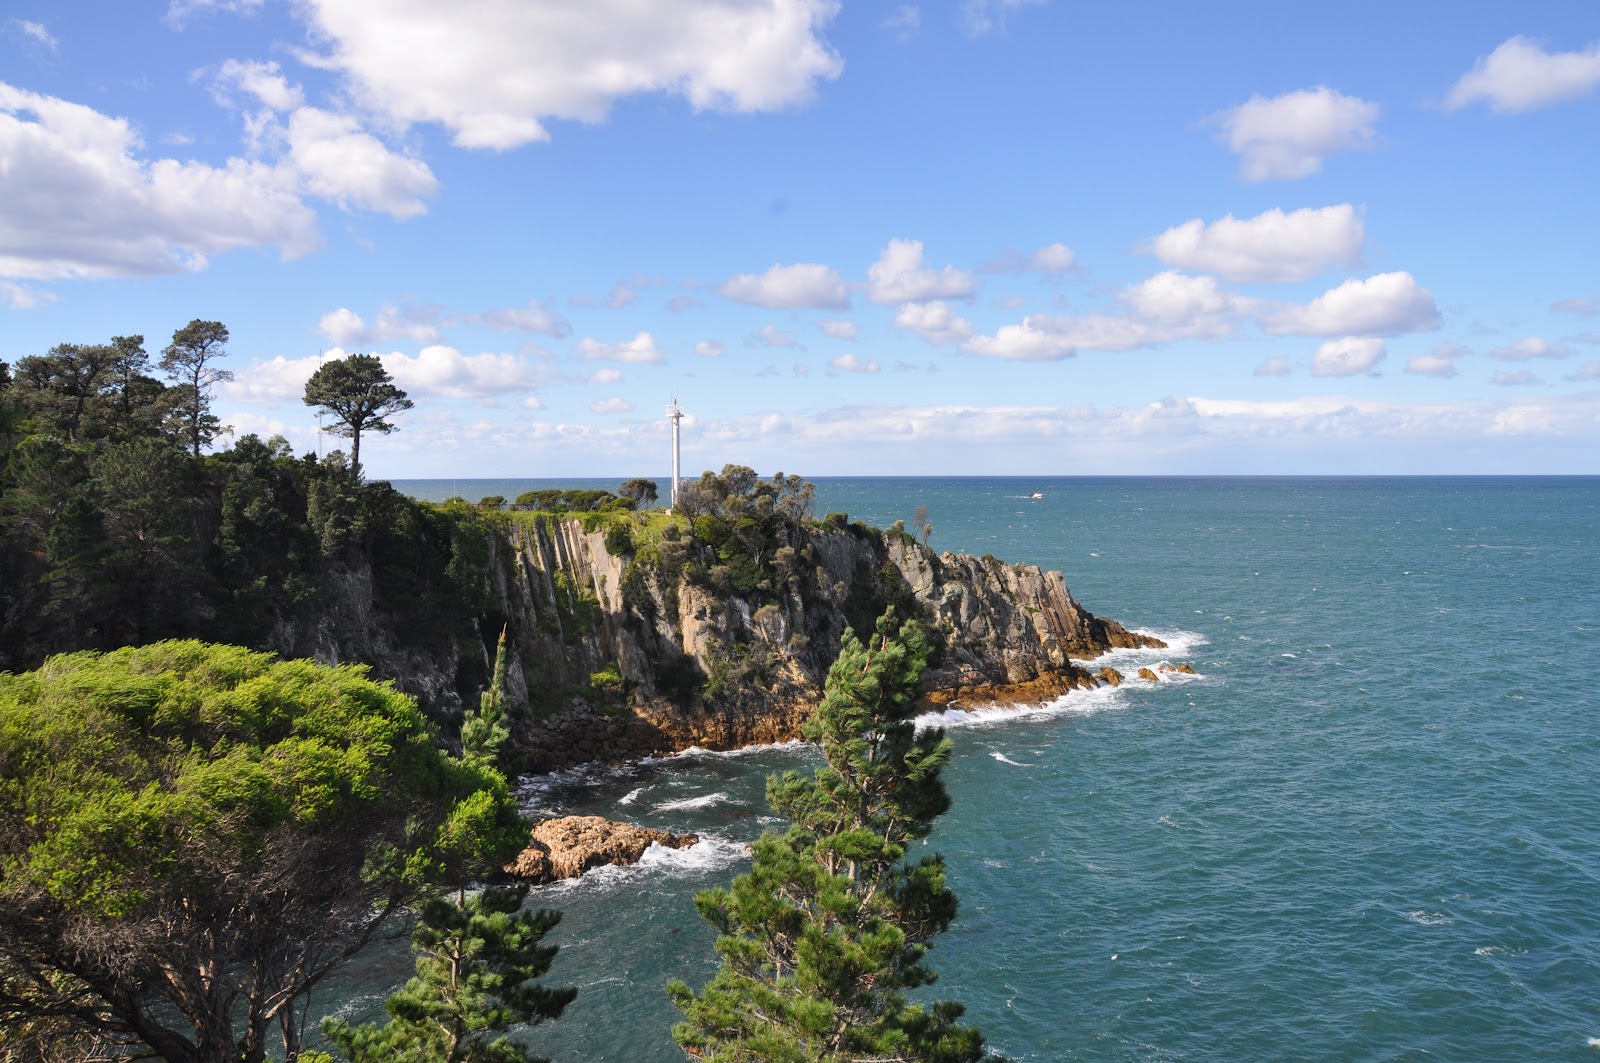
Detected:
[
  {"left": 1158, "top": 663, "right": 1197, "bottom": 675},
  {"left": 504, "top": 816, "right": 698, "bottom": 885},
  {"left": 1137, "top": 667, "right": 1160, "bottom": 682},
  {"left": 1099, "top": 666, "right": 1124, "bottom": 687}
]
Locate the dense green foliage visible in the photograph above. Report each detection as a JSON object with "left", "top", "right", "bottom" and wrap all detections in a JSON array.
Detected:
[
  {"left": 322, "top": 631, "right": 574, "bottom": 1063},
  {"left": 669, "top": 611, "right": 992, "bottom": 1062},
  {"left": 0, "top": 331, "right": 508, "bottom": 701},
  {"left": 510, "top": 488, "right": 626, "bottom": 513},
  {"left": 323, "top": 891, "right": 573, "bottom": 1063},
  {"left": 0, "top": 641, "right": 526, "bottom": 1063}
]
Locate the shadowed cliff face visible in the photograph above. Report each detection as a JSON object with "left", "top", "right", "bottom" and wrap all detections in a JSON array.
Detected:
[
  {"left": 261, "top": 510, "right": 1160, "bottom": 771},
  {"left": 487, "top": 516, "right": 1163, "bottom": 770}
]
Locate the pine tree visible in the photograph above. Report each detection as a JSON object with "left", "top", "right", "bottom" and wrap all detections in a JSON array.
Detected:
[
  {"left": 669, "top": 609, "right": 994, "bottom": 1062},
  {"left": 461, "top": 626, "right": 512, "bottom": 770},
  {"left": 322, "top": 889, "right": 573, "bottom": 1063},
  {"left": 323, "top": 628, "right": 574, "bottom": 1063}
]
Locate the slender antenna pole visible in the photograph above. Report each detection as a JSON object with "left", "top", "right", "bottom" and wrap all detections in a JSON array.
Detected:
[{"left": 667, "top": 399, "right": 684, "bottom": 511}]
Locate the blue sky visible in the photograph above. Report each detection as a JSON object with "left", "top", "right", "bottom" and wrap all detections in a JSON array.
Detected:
[{"left": 3, "top": 0, "right": 1598, "bottom": 478}]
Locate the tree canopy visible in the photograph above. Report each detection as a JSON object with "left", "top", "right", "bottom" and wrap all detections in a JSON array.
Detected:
[
  {"left": 302, "top": 354, "right": 413, "bottom": 475},
  {"left": 320, "top": 629, "right": 574, "bottom": 1063},
  {"left": 159, "top": 319, "right": 233, "bottom": 457},
  {"left": 0, "top": 641, "right": 526, "bottom": 1063},
  {"left": 669, "top": 610, "right": 992, "bottom": 1062}
]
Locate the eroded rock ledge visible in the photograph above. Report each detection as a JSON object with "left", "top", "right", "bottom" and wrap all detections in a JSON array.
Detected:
[{"left": 503, "top": 815, "right": 699, "bottom": 885}]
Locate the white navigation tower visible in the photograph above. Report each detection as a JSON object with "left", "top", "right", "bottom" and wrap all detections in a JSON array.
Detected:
[{"left": 666, "top": 398, "right": 684, "bottom": 511}]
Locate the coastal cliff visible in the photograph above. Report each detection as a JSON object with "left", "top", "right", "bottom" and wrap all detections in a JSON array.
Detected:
[{"left": 274, "top": 494, "right": 1162, "bottom": 770}]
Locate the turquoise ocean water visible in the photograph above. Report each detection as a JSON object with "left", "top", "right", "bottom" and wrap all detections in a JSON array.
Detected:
[{"left": 348, "top": 476, "right": 1600, "bottom": 1061}]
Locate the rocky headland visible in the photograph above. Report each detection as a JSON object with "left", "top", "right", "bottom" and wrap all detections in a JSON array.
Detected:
[{"left": 263, "top": 482, "right": 1167, "bottom": 772}]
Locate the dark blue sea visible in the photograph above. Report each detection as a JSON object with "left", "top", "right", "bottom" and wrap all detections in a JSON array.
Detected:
[{"left": 354, "top": 476, "right": 1600, "bottom": 1061}]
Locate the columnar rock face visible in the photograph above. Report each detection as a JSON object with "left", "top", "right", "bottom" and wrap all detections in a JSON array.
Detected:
[
  {"left": 276, "top": 513, "right": 1164, "bottom": 771},
  {"left": 488, "top": 518, "right": 1164, "bottom": 770}
]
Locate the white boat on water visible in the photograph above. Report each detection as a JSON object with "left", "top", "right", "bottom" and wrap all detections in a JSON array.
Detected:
[{"left": 1028, "top": 491, "right": 1044, "bottom": 499}]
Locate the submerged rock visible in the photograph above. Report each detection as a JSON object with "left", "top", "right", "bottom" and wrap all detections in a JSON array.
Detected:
[{"left": 504, "top": 815, "right": 699, "bottom": 885}]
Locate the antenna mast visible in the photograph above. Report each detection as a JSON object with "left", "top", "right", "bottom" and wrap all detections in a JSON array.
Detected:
[{"left": 666, "top": 398, "right": 684, "bottom": 511}]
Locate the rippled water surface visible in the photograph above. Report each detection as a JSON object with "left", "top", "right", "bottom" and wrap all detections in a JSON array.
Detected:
[{"left": 361, "top": 476, "right": 1600, "bottom": 1061}]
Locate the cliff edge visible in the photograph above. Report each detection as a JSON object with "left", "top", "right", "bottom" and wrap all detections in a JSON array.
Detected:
[{"left": 258, "top": 481, "right": 1163, "bottom": 771}]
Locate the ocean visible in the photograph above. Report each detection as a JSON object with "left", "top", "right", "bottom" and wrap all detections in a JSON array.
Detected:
[{"left": 343, "top": 476, "right": 1600, "bottom": 1061}]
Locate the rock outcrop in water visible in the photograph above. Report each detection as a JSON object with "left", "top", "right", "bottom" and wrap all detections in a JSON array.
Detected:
[{"left": 503, "top": 816, "right": 699, "bottom": 885}]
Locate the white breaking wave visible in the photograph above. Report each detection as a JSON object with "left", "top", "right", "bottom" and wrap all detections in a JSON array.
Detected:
[
  {"left": 651, "top": 739, "right": 808, "bottom": 764},
  {"left": 653, "top": 792, "right": 733, "bottom": 813},
  {"left": 989, "top": 751, "right": 1031, "bottom": 767},
  {"left": 919, "top": 681, "right": 1127, "bottom": 732},
  {"left": 617, "top": 787, "right": 644, "bottom": 806},
  {"left": 1089, "top": 626, "right": 1209, "bottom": 663}
]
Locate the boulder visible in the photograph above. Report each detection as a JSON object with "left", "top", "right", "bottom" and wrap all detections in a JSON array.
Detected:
[
  {"left": 1098, "top": 666, "right": 1124, "bottom": 687},
  {"left": 1136, "top": 667, "right": 1159, "bottom": 682},
  {"left": 504, "top": 815, "right": 698, "bottom": 885}
]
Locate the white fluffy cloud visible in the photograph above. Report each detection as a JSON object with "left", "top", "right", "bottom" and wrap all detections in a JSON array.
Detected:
[
  {"left": 1147, "top": 205, "right": 1364, "bottom": 283},
  {"left": 1446, "top": 36, "right": 1600, "bottom": 113},
  {"left": 207, "top": 63, "right": 438, "bottom": 219},
  {"left": 231, "top": 345, "right": 542, "bottom": 403},
  {"left": 1216, "top": 87, "right": 1379, "bottom": 181},
  {"left": 577, "top": 332, "right": 666, "bottom": 364},
  {"left": 212, "top": 59, "right": 305, "bottom": 113},
  {"left": 964, "top": 271, "right": 1252, "bottom": 361},
  {"left": 316, "top": 308, "right": 367, "bottom": 346},
  {"left": 226, "top": 351, "right": 342, "bottom": 402},
  {"left": 1488, "top": 336, "right": 1571, "bottom": 360},
  {"left": 1564, "top": 360, "right": 1600, "bottom": 382},
  {"left": 1029, "top": 243, "right": 1077, "bottom": 276},
  {"left": 719, "top": 262, "right": 850, "bottom": 309},
  {"left": 315, "top": 302, "right": 443, "bottom": 345},
  {"left": 591, "top": 397, "right": 635, "bottom": 415},
  {"left": 893, "top": 301, "right": 974, "bottom": 346},
  {"left": 1405, "top": 344, "right": 1469, "bottom": 378},
  {"left": 1267, "top": 272, "right": 1440, "bottom": 337},
  {"left": 0, "top": 82, "right": 317, "bottom": 279},
  {"left": 1119, "top": 271, "right": 1255, "bottom": 331},
  {"left": 817, "top": 318, "right": 858, "bottom": 340},
  {"left": 295, "top": 0, "right": 844, "bottom": 149},
  {"left": 695, "top": 340, "right": 725, "bottom": 357},
  {"left": 284, "top": 108, "right": 438, "bottom": 218},
  {"left": 867, "top": 239, "right": 976, "bottom": 304},
  {"left": 829, "top": 353, "right": 880, "bottom": 374},
  {"left": 1311, "top": 337, "right": 1386, "bottom": 377},
  {"left": 384, "top": 345, "right": 544, "bottom": 398},
  {"left": 588, "top": 368, "right": 623, "bottom": 384}
]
